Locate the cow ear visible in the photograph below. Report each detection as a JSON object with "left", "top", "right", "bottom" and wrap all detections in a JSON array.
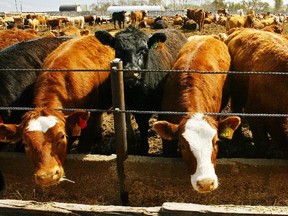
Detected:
[
  {"left": 153, "top": 121, "right": 178, "bottom": 140},
  {"left": 0, "top": 124, "right": 22, "bottom": 143},
  {"left": 95, "top": 30, "right": 115, "bottom": 48},
  {"left": 65, "top": 111, "right": 90, "bottom": 135},
  {"left": 147, "top": 32, "right": 167, "bottom": 49},
  {"left": 218, "top": 116, "right": 241, "bottom": 140}
]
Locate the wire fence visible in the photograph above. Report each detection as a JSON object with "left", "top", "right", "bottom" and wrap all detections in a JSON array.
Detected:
[
  {"left": 1, "top": 68, "right": 287, "bottom": 75},
  {"left": 1, "top": 67, "right": 287, "bottom": 118}
]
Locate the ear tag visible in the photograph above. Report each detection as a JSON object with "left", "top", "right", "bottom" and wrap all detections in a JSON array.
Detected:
[
  {"left": 156, "top": 42, "right": 164, "bottom": 51},
  {"left": 219, "top": 127, "right": 234, "bottom": 140},
  {"left": 79, "top": 117, "right": 87, "bottom": 129},
  {"left": 72, "top": 124, "right": 81, "bottom": 137},
  {"left": 151, "top": 42, "right": 158, "bottom": 49}
]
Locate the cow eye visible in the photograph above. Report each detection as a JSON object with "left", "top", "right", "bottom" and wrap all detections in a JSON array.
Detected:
[
  {"left": 23, "top": 142, "right": 29, "bottom": 149},
  {"left": 56, "top": 141, "right": 61, "bottom": 147},
  {"left": 55, "top": 133, "right": 67, "bottom": 147}
]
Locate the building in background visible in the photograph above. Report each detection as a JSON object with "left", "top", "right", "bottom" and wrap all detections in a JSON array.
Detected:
[
  {"left": 59, "top": 5, "right": 82, "bottom": 12},
  {"left": 107, "top": 5, "right": 165, "bottom": 13}
]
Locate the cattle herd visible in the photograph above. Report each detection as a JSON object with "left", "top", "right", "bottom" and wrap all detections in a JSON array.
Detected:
[{"left": 0, "top": 8, "right": 287, "bottom": 194}]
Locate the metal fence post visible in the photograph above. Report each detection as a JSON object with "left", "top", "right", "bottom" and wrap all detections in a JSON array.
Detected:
[{"left": 110, "top": 58, "right": 128, "bottom": 205}]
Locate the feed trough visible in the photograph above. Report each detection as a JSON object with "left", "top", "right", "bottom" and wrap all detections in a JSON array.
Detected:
[{"left": 0, "top": 152, "right": 288, "bottom": 215}]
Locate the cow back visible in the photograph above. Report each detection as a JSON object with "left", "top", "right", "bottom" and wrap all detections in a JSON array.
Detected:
[
  {"left": 0, "top": 36, "right": 73, "bottom": 123},
  {"left": 163, "top": 35, "right": 231, "bottom": 123},
  {"left": 34, "top": 35, "right": 115, "bottom": 109},
  {"left": 0, "top": 29, "right": 38, "bottom": 50},
  {"left": 225, "top": 28, "right": 287, "bottom": 72},
  {"left": 225, "top": 28, "right": 288, "bottom": 149}
]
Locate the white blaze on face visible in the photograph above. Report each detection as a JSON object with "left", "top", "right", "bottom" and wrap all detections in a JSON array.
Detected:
[
  {"left": 182, "top": 113, "right": 218, "bottom": 192},
  {"left": 27, "top": 116, "right": 59, "bottom": 133}
]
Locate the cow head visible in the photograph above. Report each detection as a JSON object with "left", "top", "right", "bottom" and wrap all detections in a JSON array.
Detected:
[
  {"left": 0, "top": 108, "right": 90, "bottom": 187},
  {"left": 95, "top": 25, "right": 167, "bottom": 69},
  {"left": 153, "top": 113, "right": 241, "bottom": 193},
  {"left": 95, "top": 26, "right": 167, "bottom": 84}
]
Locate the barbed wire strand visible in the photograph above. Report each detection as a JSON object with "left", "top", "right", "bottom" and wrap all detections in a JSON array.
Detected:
[
  {"left": 0, "top": 68, "right": 287, "bottom": 118},
  {"left": 1, "top": 107, "right": 287, "bottom": 118},
  {"left": 0, "top": 68, "right": 287, "bottom": 75}
]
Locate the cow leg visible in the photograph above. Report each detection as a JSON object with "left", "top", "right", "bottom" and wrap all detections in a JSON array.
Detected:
[
  {"left": 114, "top": 20, "right": 117, "bottom": 29},
  {"left": 125, "top": 113, "right": 138, "bottom": 154},
  {"left": 77, "top": 112, "right": 103, "bottom": 153},
  {"left": 118, "top": 20, "right": 121, "bottom": 29},
  {"left": 266, "top": 118, "right": 288, "bottom": 158},
  {"left": 134, "top": 113, "right": 150, "bottom": 155},
  {"left": 248, "top": 117, "right": 270, "bottom": 158}
]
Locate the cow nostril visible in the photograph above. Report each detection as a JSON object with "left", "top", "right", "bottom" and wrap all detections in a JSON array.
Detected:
[
  {"left": 210, "top": 181, "right": 214, "bottom": 190},
  {"left": 36, "top": 174, "right": 45, "bottom": 180},
  {"left": 197, "top": 179, "right": 215, "bottom": 191},
  {"left": 35, "top": 173, "right": 47, "bottom": 183}
]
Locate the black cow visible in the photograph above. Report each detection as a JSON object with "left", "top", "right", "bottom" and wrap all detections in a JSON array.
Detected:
[
  {"left": 95, "top": 25, "right": 187, "bottom": 155},
  {"left": 84, "top": 15, "right": 95, "bottom": 26},
  {"left": 0, "top": 36, "right": 73, "bottom": 124},
  {"left": 112, "top": 11, "right": 126, "bottom": 29},
  {"left": 151, "top": 20, "right": 168, "bottom": 29}
]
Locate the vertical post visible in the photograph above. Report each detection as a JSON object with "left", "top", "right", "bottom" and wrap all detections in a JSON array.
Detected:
[{"left": 110, "top": 58, "right": 129, "bottom": 205}]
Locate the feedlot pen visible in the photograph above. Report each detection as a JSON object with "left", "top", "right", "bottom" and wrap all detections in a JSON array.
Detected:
[
  {"left": 0, "top": 63, "right": 288, "bottom": 215},
  {"left": 0, "top": 154, "right": 288, "bottom": 215}
]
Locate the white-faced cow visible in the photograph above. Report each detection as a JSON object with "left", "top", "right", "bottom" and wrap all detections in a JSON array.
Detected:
[
  {"left": 224, "top": 28, "right": 288, "bottom": 157},
  {"left": 153, "top": 36, "right": 241, "bottom": 193},
  {"left": 0, "top": 35, "right": 115, "bottom": 187},
  {"left": 95, "top": 25, "right": 188, "bottom": 155}
]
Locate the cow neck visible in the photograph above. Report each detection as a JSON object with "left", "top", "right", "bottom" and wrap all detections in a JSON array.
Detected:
[{"left": 178, "top": 72, "right": 220, "bottom": 115}]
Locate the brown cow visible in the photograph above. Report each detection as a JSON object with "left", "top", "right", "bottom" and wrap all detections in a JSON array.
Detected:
[
  {"left": 173, "top": 16, "right": 183, "bottom": 25},
  {"left": 217, "top": 9, "right": 229, "bottom": 16},
  {"left": 182, "top": 19, "right": 197, "bottom": 30},
  {"left": 187, "top": 8, "right": 206, "bottom": 31},
  {"left": 46, "top": 18, "right": 61, "bottom": 30},
  {"left": 262, "top": 24, "right": 283, "bottom": 34},
  {"left": 224, "top": 28, "right": 288, "bottom": 157},
  {"left": 0, "top": 35, "right": 115, "bottom": 187},
  {"left": 226, "top": 14, "right": 255, "bottom": 32},
  {"left": 0, "top": 29, "right": 38, "bottom": 50},
  {"left": 59, "top": 25, "right": 80, "bottom": 36},
  {"left": 186, "top": 8, "right": 196, "bottom": 20},
  {"left": 153, "top": 35, "right": 241, "bottom": 193},
  {"left": 84, "top": 15, "right": 95, "bottom": 26},
  {"left": 13, "top": 16, "right": 25, "bottom": 29},
  {"left": 130, "top": 10, "right": 147, "bottom": 26}
]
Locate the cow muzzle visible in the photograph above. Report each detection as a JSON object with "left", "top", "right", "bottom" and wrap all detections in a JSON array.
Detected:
[
  {"left": 35, "top": 166, "right": 64, "bottom": 187},
  {"left": 124, "top": 67, "right": 142, "bottom": 88},
  {"left": 193, "top": 178, "right": 218, "bottom": 193},
  {"left": 191, "top": 175, "right": 218, "bottom": 193}
]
